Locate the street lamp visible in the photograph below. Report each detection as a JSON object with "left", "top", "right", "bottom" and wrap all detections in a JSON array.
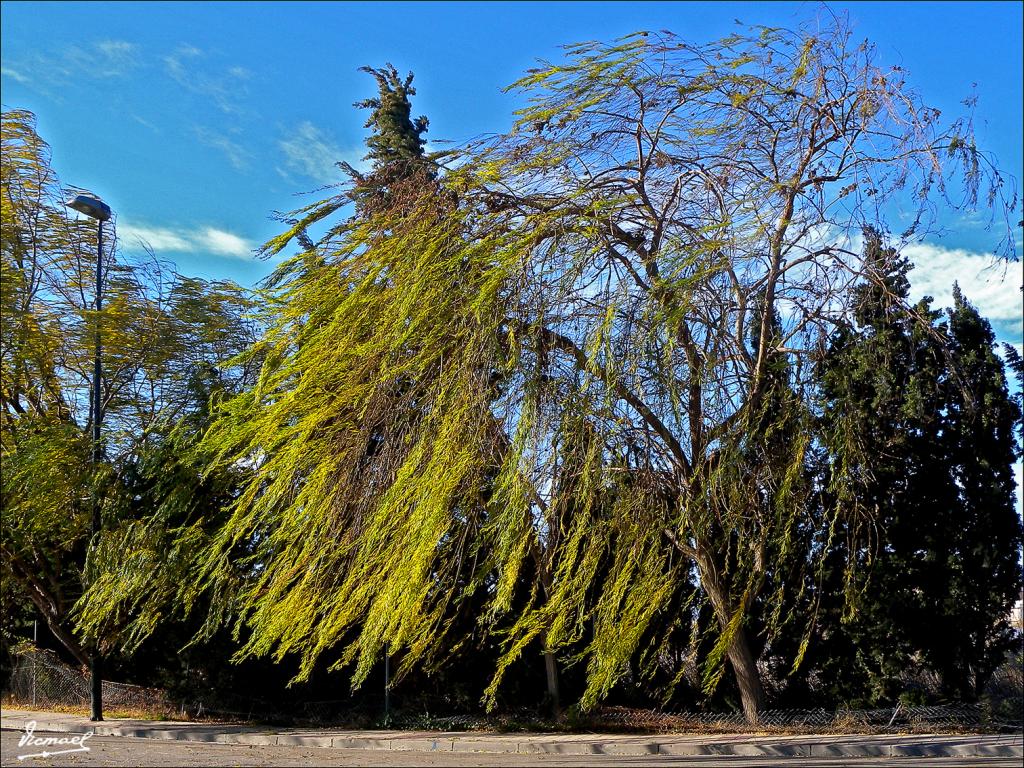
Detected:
[{"left": 67, "top": 192, "right": 111, "bottom": 723}]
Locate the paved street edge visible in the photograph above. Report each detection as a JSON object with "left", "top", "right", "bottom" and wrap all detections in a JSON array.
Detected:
[{"left": 2, "top": 710, "right": 1021, "bottom": 758}]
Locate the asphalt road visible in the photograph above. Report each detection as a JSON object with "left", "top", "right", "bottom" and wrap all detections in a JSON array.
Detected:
[{"left": 3, "top": 728, "right": 1022, "bottom": 768}]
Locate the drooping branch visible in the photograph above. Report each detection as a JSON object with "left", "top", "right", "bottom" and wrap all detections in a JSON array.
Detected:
[{"left": 531, "top": 323, "right": 692, "bottom": 479}]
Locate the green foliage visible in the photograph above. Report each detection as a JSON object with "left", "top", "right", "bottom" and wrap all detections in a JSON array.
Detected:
[
  {"left": 356, "top": 64, "right": 429, "bottom": 169},
  {"left": 812, "top": 231, "right": 1022, "bottom": 706},
  {"left": 2, "top": 108, "right": 108, "bottom": 664},
  {"left": 153, "top": 19, "right": 1014, "bottom": 723},
  {"left": 73, "top": 367, "right": 252, "bottom": 655},
  {"left": 194, "top": 198, "right": 517, "bottom": 685},
  {"left": 5, "top": 16, "right": 1015, "bottom": 725},
  {"left": 1, "top": 108, "right": 257, "bottom": 669},
  {"left": 929, "top": 288, "right": 1022, "bottom": 696}
]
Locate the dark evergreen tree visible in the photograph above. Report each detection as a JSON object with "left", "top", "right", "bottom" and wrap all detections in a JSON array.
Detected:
[
  {"left": 812, "top": 229, "right": 950, "bottom": 705},
  {"left": 266, "top": 64, "right": 435, "bottom": 258},
  {"left": 340, "top": 65, "right": 435, "bottom": 218},
  {"left": 811, "top": 231, "right": 1022, "bottom": 705},
  {"left": 356, "top": 65, "right": 428, "bottom": 168},
  {"left": 926, "top": 287, "right": 1023, "bottom": 697}
]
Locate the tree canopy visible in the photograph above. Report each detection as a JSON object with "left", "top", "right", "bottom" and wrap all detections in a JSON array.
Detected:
[
  {"left": 54, "top": 19, "right": 1021, "bottom": 725},
  {"left": 113, "top": 20, "right": 1016, "bottom": 724},
  {"left": 1, "top": 108, "right": 258, "bottom": 670}
]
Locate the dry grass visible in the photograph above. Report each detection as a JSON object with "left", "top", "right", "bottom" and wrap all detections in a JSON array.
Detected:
[{"left": 2, "top": 695, "right": 182, "bottom": 722}]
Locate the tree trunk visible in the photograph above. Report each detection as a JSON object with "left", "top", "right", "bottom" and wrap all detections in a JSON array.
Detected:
[
  {"left": 534, "top": 545, "right": 561, "bottom": 719},
  {"left": 24, "top": 588, "right": 91, "bottom": 668},
  {"left": 697, "top": 554, "right": 765, "bottom": 724},
  {"left": 4, "top": 551, "right": 92, "bottom": 668},
  {"left": 544, "top": 646, "right": 561, "bottom": 717},
  {"left": 724, "top": 623, "right": 764, "bottom": 724}
]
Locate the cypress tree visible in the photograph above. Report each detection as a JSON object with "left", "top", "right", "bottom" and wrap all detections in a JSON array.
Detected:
[
  {"left": 814, "top": 230, "right": 952, "bottom": 705},
  {"left": 267, "top": 64, "right": 435, "bottom": 259},
  {"left": 355, "top": 64, "right": 428, "bottom": 167},
  {"left": 340, "top": 64, "right": 435, "bottom": 218},
  {"left": 814, "top": 232, "right": 1022, "bottom": 705},
  {"left": 926, "top": 287, "right": 1023, "bottom": 697}
]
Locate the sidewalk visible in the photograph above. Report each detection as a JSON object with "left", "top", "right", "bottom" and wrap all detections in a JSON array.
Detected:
[{"left": 2, "top": 707, "right": 1021, "bottom": 759}]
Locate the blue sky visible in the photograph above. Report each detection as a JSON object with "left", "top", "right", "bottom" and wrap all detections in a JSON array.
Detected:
[{"left": 2, "top": 1, "right": 1021, "bottom": 338}]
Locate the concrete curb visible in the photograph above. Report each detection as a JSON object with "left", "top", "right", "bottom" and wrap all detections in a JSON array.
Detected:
[{"left": 2, "top": 711, "right": 1021, "bottom": 759}]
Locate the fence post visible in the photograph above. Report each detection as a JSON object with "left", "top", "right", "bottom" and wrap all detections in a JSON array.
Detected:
[
  {"left": 32, "top": 622, "right": 37, "bottom": 707},
  {"left": 887, "top": 702, "right": 903, "bottom": 728},
  {"left": 384, "top": 654, "right": 390, "bottom": 723}
]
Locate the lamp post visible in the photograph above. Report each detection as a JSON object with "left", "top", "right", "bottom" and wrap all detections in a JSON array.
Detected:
[{"left": 67, "top": 193, "right": 111, "bottom": 723}]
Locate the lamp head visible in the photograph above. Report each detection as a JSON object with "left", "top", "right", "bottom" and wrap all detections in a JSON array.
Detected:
[{"left": 67, "top": 194, "right": 112, "bottom": 222}]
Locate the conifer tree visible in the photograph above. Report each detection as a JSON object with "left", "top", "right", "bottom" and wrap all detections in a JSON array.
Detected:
[
  {"left": 355, "top": 65, "right": 429, "bottom": 168},
  {"left": 815, "top": 231, "right": 951, "bottom": 704},
  {"left": 814, "top": 234, "right": 1022, "bottom": 704},
  {"left": 272, "top": 64, "right": 435, "bottom": 256},
  {"left": 929, "top": 288, "right": 1023, "bottom": 697},
  {"left": 343, "top": 65, "right": 435, "bottom": 217}
]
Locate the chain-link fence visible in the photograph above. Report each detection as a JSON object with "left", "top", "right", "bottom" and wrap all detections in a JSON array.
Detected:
[
  {"left": 4, "top": 646, "right": 171, "bottom": 714},
  {"left": 3, "top": 644, "right": 1021, "bottom": 734},
  {"left": 135, "top": 691, "right": 1022, "bottom": 734},
  {"left": 576, "top": 701, "right": 1021, "bottom": 733}
]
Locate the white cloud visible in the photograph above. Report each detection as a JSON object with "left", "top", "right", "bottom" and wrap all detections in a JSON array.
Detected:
[
  {"left": 118, "top": 221, "right": 255, "bottom": 260},
  {"left": 163, "top": 44, "right": 199, "bottom": 82},
  {"left": 278, "top": 121, "right": 363, "bottom": 185},
  {"left": 131, "top": 114, "right": 159, "bottom": 132},
  {"left": 117, "top": 223, "right": 193, "bottom": 252},
  {"left": 163, "top": 44, "right": 250, "bottom": 115},
  {"left": 4, "top": 39, "right": 140, "bottom": 97},
  {"left": 55, "top": 39, "right": 140, "bottom": 79},
  {"left": 194, "top": 127, "right": 252, "bottom": 170},
  {"left": 200, "top": 227, "right": 252, "bottom": 258},
  {"left": 174, "top": 43, "right": 202, "bottom": 58},
  {"left": 1, "top": 67, "right": 30, "bottom": 84},
  {"left": 91, "top": 40, "right": 140, "bottom": 75},
  {"left": 903, "top": 243, "right": 1023, "bottom": 323}
]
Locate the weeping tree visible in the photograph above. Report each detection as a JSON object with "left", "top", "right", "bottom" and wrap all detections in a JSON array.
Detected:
[
  {"left": 444, "top": 22, "right": 1013, "bottom": 720},
  {"left": 72, "top": 64, "right": 450, "bottom": 676},
  {"left": 2, "top": 109, "right": 99, "bottom": 665},
  {"left": 79, "top": 19, "right": 1015, "bottom": 723},
  {"left": 1, "top": 109, "right": 257, "bottom": 672}
]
